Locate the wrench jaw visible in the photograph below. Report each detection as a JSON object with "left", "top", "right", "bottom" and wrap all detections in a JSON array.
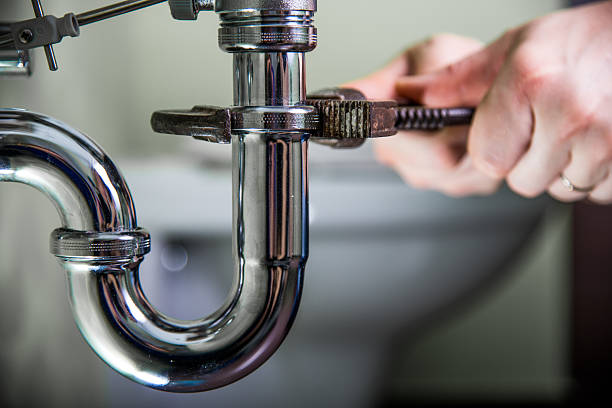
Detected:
[
  {"left": 306, "top": 99, "right": 398, "bottom": 148},
  {"left": 150, "top": 106, "right": 233, "bottom": 144},
  {"left": 306, "top": 88, "right": 398, "bottom": 149}
]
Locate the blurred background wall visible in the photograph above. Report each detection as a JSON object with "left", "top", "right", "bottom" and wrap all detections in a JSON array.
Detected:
[{"left": 0, "top": 1, "right": 573, "bottom": 407}]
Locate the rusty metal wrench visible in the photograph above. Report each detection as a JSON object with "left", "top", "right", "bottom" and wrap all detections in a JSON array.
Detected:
[{"left": 307, "top": 88, "right": 475, "bottom": 148}]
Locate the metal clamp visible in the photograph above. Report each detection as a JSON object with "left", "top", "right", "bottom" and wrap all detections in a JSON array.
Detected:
[{"left": 5, "top": 0, "right": 80, "bottom": 71}]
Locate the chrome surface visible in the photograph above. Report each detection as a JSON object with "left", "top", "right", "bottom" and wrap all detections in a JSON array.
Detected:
[
  {"left": 0, "top": 109, "right": 136, "bottom": 231},
  {"left": 59, "top": 116, "right": 308, "bottom": 388},
  {"left": 234, "top": 52, "right": 305, "bottom": 105},
  {"left": 0, "top": 49, "right": 31, "bottom": 76},
  {"left": 216, "top": 0, "right": 317, "bottom": 11},
  {"left": 231, "top": 105, "right": 318, "bottom": 131},
  {"left": 51, "top": 228, "right": 151, "bottom": 259},
  {"left": 218, "top": 10, "right": 316, "bottom": 52},
  {"left": 1, "top": 0, "right": 315, "bottom": 394}
]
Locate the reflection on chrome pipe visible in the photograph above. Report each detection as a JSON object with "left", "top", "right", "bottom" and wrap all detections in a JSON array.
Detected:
[
  {"left": 0, "top": 109, "right": 136, "bottom": 230},
  {"left": 59, "top": 127, "right": 307, "bottom": 392},
  {"left": 234, "top": 52, "right": 305, "bottom": 106},
  {"left": 0, "top": 50, "right": 31, "bottom": 77}
]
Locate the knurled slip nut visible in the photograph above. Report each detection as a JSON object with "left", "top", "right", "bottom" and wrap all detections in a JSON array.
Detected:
[
  {"left": 219, "top": 28, "right": 317, "bottom": 52},
  {"left": 231, "top": 106, "right": 319, "bottom": 131},
  {"left": 50, "top": 228, "right": 151, "bottom": 259},
  {"left": 215, "top": 0, "right": 317, "bottom": 12}
]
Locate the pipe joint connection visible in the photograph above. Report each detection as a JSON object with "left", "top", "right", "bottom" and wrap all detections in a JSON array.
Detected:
[
  {"left": 50, "top": 228, "right": 151, "bottom": 262},
  {"left": 217, "top": 1, "right": 317, "bottom": 53}
]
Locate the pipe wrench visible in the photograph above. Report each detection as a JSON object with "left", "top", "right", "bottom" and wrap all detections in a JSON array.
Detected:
[{"left": 307, "top": 88, "right": 475, "bottom": 148}]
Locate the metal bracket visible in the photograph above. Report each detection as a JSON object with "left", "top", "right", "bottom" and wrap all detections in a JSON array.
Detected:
[
  {"left": 5, "top": 0, "right": 79, "bottom": 71},
  {"left": 0, "top": 0, "right": 201, "bottom": 73},
  {"left": 10, "top": 14, "right": 80, "bottom": 51}
]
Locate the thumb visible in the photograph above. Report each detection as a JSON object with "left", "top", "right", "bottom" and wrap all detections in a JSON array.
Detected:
[{"left": 396, "top": 32, "right": 516, "bottom": 107}]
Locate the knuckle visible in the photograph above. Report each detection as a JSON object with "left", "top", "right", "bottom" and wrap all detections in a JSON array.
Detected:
[
  {"left": 509, "top": 45, "right": 567, "bottom": 105},
  {"left": 559, "top": 100, "right": 600, "bottom": 143},
  {"left": 589, "top": 137, "right": 612, "bottom": 167},
  {"left": 441, "top": 61, "right": 461, "bottom": 80},
  {"left": 510, "top": 47, "right": 548, "bottom": 96}
]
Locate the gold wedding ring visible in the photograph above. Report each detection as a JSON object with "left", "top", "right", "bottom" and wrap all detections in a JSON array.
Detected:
[{"left": 560, "top": 174, "right": 595, "bottom": 193}]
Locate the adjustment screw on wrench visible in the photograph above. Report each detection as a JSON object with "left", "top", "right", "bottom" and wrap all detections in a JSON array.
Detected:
[{"left": 18, "top": 29, "right": 34, "bottom": 44}]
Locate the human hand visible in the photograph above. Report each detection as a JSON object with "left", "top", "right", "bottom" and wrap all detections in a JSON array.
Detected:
[
  {"left": 393, "top": 1, "right": 612, "bottom": 203},
  {"left": 345, "top": 34, "right": 502, "bottom": 197}
]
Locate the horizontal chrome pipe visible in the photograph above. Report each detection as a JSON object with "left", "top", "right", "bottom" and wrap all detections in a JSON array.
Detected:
[
  {"left": 0, "top": 106, "right": 307, "bottom": 392},
  {"left": 0, "top": 109, "right": 136, "bottom": 231}
]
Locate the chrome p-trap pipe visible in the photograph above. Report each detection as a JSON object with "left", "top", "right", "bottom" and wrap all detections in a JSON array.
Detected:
[{"left": 0, "top": 0, "right": 316, "bottom": 393}]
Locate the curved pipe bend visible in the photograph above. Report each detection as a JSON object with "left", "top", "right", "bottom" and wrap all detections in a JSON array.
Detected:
[{"left": 0, "top": 109, "right": 307, "bottom": 392}]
